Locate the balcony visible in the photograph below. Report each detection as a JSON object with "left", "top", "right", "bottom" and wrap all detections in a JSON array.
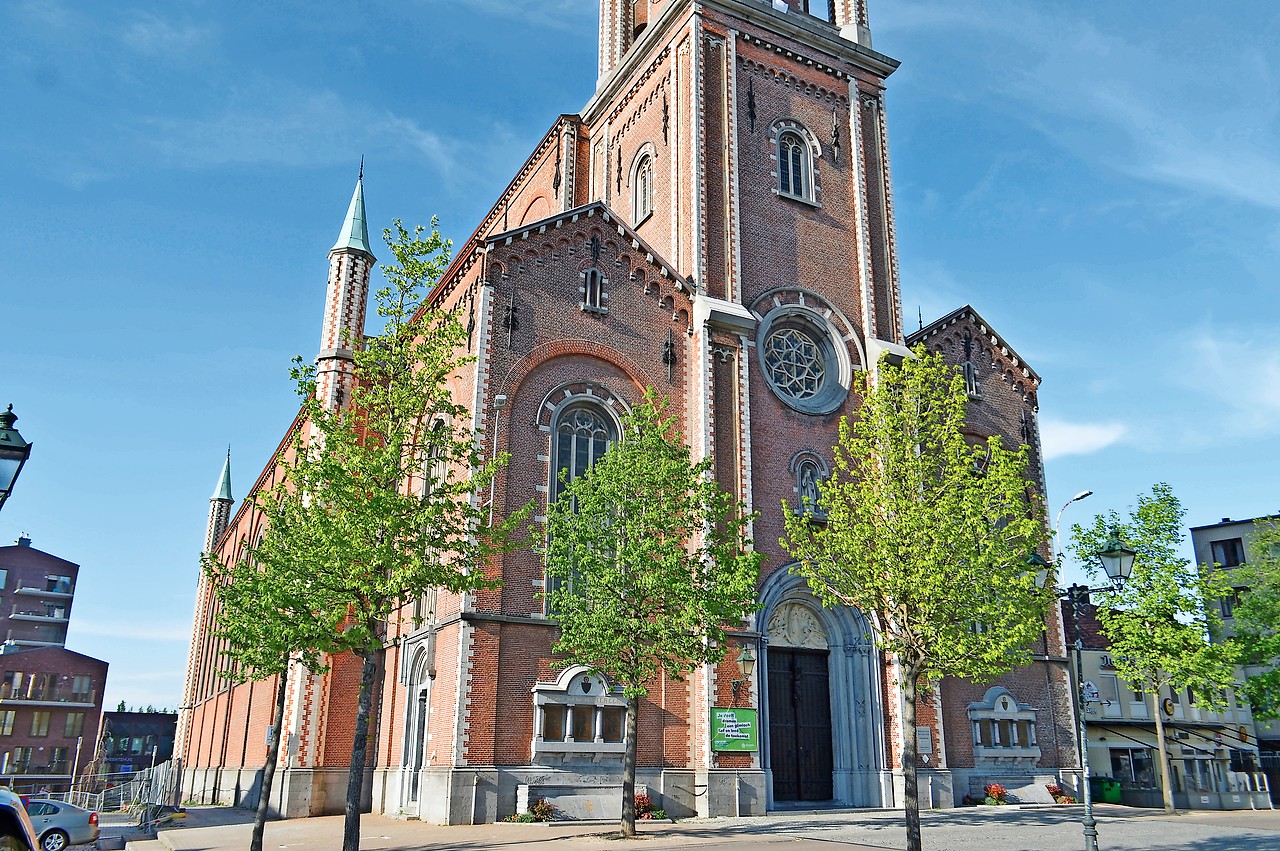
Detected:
[
  {"left": 14, "top": 584, "right": 74, "bottom": 599},
  {"left": 7, "top": 638, "right": 66, "bottom": 649},
  {"left": 8, "top": 605, "right": 68, "bottom": 623},
  {"left": 0, "top": 684, "right": 97, "bottom": 707}
]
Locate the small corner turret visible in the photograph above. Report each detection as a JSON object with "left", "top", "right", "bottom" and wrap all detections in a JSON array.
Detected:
[
  {"left": 317, "top": 163, "right": 375, "bottom": 411},
  {"left": 204, "top": 449, "right": 234, "bottom": 554}
]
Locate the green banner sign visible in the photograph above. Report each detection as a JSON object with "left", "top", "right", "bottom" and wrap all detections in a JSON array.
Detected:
[{"left": 710, "top": 707, "right": 758, "bottom": 752}]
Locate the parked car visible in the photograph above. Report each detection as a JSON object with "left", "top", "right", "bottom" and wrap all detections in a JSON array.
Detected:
[
  {"left": 0, "top": 788, "right": 37, "bottom": 850},
  {"left": 21, "top": 800, "right": 96, "bottom": 851}
]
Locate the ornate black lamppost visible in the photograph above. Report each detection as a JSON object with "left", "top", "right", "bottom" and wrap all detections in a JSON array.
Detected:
[
  {"left": 0, "top": 405, "right": 33, "bottom": 514},
  {"left": 1037, "top": 517, "right": 1136, "bottom": 851}
]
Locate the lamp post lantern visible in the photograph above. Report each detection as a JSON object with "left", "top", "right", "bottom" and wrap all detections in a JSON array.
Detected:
[
  {"left": 731, "top": 644, "right": 756, "bottom": 706},
  {"left": 0, "top": 405, "right": 33, "bottom": 514}
]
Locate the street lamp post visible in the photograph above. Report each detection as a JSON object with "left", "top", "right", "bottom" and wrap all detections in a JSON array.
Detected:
[
  {"left": 0, "top": 405, "right": 33, "bottom": 514},
  {"left": 1046, "top": 526, "right": 1136, "bottom": 851},
  {"left": 731, "top": 644, "right": 756, "bottom": 707}
]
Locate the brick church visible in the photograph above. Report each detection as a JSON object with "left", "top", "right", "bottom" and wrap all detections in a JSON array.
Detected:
[{"left": 177, "top": 0, "right": 1078, "bottom": 822}]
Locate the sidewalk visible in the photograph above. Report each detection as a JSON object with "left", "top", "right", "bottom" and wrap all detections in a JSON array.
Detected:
[
  {"left": 141, "top": 808, "right": 877, "bottom": 851},
  {"left": 134, "top": 803, "right": 1280, "bottom": 851}
]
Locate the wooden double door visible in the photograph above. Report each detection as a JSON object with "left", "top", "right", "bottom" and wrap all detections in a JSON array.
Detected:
[{"left": 767, "top": 647, "right": 833, "bottom": 801}]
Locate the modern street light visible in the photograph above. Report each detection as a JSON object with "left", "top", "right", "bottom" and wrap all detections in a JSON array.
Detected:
[
  {"left": 0, "top": 405, "right": 33, "bottom": 514},
  {"left": 1039, "top": 516, "right": 1136, "bottom": 851}
]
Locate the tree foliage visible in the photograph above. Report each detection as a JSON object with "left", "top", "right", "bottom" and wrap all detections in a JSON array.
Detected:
[
  {"left": 230, "top": 220, "right": 525, "bottom": 851},
  {"left": 543, "top": 391, "right": 761, "bottom": 837},
  {"left": 1070, "top": 483, "right": 1235, "bottom": 813},
  {"left": 204, "top": 526, "right": 337, "bottom": 851},
  {"left": 1224, "top": 517, "right": 1280, "bottom": 720},
  {"left": 781, "top": 348, "right": 1049, "bottom": 851}
]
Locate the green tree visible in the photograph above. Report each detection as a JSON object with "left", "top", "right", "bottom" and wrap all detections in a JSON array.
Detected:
[
  {"left": 543, "top": 392, "right": 762, "bottom": 838},
  {"left": 203, "top": 524, "right": 336, "bottom": 851},
  {"left": 267, "top": 221, "right": 526, "bottom": 851},
  {"left": 1222, "top": 518, "right": 1280, "bottom": 720},
  {"left": 781, "top": 349, "right": 1050, "bottom": 851},
  {"left": 1070, "top": 483, "right": 1235, "bottom": 813}
]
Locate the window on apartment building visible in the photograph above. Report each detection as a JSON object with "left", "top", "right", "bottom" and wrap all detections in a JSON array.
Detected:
[
  {"left": 71, "top": 675, "right": 92, "bottom": 701},
  {"left": 1221, "top": 587, "right": 1248, "bottom": 619},
  {"left": 28, "top": 673, "right": 54, "bottom": 701},
  {"left": 533, "top": 666, "right": 626, "bottom": 760},
  {"left": 49, "top": 747, "right": 68, "bottom": 773},
  {"left": 64, "top": 712, "right": 84, "bottom": 738},
  {"left": 1, "top": 672, "right": 22, "bottom": 700},
  {"left": 0, "top": 569, "right": 7, "bottom": 590},
  {"left": 0, "top": 712, "right": 13, "bottom": 736},
  {"left": 29, "top": 711, "right": 50, "bottom": 737},
  {"left": 45, "top": 575, "right": 72, "bottom": 593},
  {"left": 10, "top": 747, "right": 33, "bottom": 772},
  {"left": 1110, "top": 747, "right": 1156, "bottom": 787},
  {"left": 1211, "top": 538, "right": 1245, "bottom": 567}
]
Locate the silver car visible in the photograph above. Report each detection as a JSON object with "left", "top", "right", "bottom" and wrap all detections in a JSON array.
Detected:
[{"left": 21, "top": 801, "right": 96, "bottom": 851}]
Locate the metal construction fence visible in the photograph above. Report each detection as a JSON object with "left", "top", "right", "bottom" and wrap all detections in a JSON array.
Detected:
[{"left": 28, "top": 760, "right": 180, "bottom": 815}]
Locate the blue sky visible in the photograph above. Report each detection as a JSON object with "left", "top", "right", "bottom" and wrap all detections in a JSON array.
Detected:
[{"left": 3, "top": 0, "right": 1278, "bottom": 710}]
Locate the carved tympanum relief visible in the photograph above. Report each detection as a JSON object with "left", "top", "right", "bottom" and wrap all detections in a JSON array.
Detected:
[{"left": 766, "top": 602, "right": 829, "bottom": 649}]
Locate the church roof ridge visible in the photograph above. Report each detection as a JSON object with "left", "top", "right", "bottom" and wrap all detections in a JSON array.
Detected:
[
  {"left": 485, "top": 201, "right": 691, "bottom": 293},
  {"left": 907, "top": 304, "right": 1040, "bottom": 385},
  {"left": 331, "top": 167, "right": 373, "bottom": 257}
]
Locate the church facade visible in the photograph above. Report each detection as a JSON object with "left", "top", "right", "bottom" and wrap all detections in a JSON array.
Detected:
[{"left": 177, "top": 0, "right": 1079, "bottom": 822}]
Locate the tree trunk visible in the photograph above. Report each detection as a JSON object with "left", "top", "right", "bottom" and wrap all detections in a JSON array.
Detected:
[
  {"left": 250, "top": 669, "right": 290, "bottom": 851},
  {"left": 620, "top": 694, "right": 639, "bottom": 838},
  {"left": 1152, "top": 692, "right": 1176, "bottom": 813},
  {"left": 343, "top": 650, "right": 380, "bottom": 851},
  {"left": 901, "top": 666, "right": 922, "bottom": 851}
]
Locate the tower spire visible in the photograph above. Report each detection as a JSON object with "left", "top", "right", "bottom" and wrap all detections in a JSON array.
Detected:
[
  {"left": 331, "top": 167, "right": 373, "bottom": 257},
  {"left": 204, "top": 449, "right": 234, "bottom": 554},
  {"left": 317, "top": 167, "right": 376, "bottom": 411}
]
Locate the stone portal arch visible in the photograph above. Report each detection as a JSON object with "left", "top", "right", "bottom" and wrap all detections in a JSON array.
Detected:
[
  {"left": 758, "top": 566, "right": 889, "bottom": 808},
  {"left": 399, "top": 644, "right": 433, "bottom": 809}
]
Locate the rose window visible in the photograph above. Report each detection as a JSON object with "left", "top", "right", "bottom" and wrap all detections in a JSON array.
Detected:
[{"left": 763, "top": 328, "right": 825, "bottom": 400}]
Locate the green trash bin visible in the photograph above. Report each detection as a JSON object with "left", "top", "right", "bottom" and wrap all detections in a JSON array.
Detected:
[{"left": 1089, "top": 778, "right": 1122, "bottom": 804}]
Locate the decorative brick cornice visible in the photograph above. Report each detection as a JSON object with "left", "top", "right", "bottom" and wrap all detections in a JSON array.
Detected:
[{"left": 907, "top": 304, "right": 1042, "bottom": 388}]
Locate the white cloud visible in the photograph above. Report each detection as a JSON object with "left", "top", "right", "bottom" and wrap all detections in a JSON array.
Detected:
[
  {"left": 882, "top": 1, "right": 1280, "bottom": 211},
  {"left": 135, "top": 84, "right": 463, "bottom": 180},
  {"left": 1179, "top": 333, "right": 1280, "bottom": 438},
  {"left": 121, "top": 12, "right": 215, "bottom": 59},
  {"left": 1040, "top": 418, "right": 1127, "bottom": 461}
]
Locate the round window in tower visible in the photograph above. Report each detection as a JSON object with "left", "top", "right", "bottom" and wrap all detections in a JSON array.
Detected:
[{"left": 756, "top": 306, "right": 852, "bottom": 415}]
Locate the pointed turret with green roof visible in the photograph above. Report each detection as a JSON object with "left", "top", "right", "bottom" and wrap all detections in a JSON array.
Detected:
[
  {"left": 204, "top": 449, "right": 234, "bottom": 554},
  {"left": 317, "top": 163, "right": 376, "bottom": 412}
]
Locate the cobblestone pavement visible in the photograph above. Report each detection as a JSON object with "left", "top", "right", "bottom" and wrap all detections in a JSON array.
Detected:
[{"left": 142, "top": 804, "right": 1280, "bottom": 851}]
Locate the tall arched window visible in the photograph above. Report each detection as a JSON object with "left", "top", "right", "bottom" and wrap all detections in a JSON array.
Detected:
[
  {"left": 632, "top": 152, "right": 653, "bottom": 222},
  {"left": 778, "top": 131, "right": 810, "bottom": 200},
  {"left": 552, "top": 403, "right": 617, "bottom": 501},
  {"left": 583, "top": 268, "right": 604, "bottom": 311},
  {"left": 548, "top": 402, "right": 618, "bottom": 603}
]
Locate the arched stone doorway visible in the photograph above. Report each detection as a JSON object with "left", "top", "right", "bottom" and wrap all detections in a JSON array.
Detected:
[
  {"left": 400, "top": 647, "right": 431, "bottom": 809},
  {"left": 758, "top": 568, "right": 889, "bottom": 809}
]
